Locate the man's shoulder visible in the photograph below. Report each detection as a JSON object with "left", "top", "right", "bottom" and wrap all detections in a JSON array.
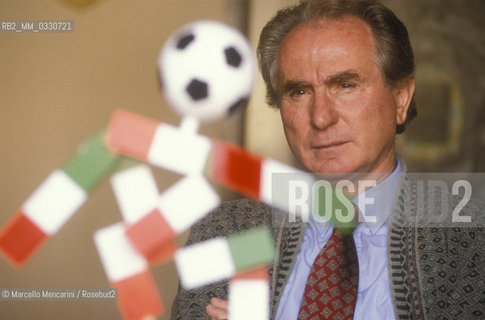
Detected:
[
  {"left": 205, "top": 198, "right": 273, "bottom": 225},
  {"left": 410, "top": 177, "right": 485, "bottom": 247},
  {"left": 185, "top": 198, "right": 273, "bottom": 245},
  {"left": 400, "top": 171, "right": 485, "bottom": 227}
]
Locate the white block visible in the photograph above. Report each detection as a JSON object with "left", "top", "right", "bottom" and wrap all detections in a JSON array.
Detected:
[
  {"left": 110, "top": 164, "right": 159, "bottom": 224},
  {"left": 229, "top": 279, "right": 269, "bottom": 320},
  {"left": 158, "top": 175, "right": 219, "bottom": 233},
  {"left": 93, "top": 223, "right": 148, "bottom": 282},
  {"left": 175, "top": 237, "right": 235, "bottom": 289},
  {"left": 23, "top": 170, "right": 88, "bottom": 235},
  {"left": 259, "top": 159, "right": 314, "bottom": 215},
  {"left": 147, "top": 123, "right": 211, "bottom": 175}
]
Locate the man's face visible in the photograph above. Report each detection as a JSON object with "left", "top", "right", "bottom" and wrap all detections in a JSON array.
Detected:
[{"left": 278, "top": 16, "right": 412, "bottom": 179}]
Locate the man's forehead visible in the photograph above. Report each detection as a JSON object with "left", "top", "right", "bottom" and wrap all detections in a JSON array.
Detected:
[
  {"left": 280, "top": 15, "right": 375, "bottom": 60},
  {"left": 278, "top": 16, "right": 377, "bottom": 80}
]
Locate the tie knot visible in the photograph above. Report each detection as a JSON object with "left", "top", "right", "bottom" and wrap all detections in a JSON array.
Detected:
[
  {"left": 332, "top": 204, "right": 360, "bottom": 234},
  {"left": 312, "top": 185, "right": 359, "bottom": 233}
]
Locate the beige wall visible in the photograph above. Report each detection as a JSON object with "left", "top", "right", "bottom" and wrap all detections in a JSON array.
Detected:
[
  {"left": 244, "top": 0, "right": 296, "bottom": 165},
  {"left": 0, "top": 0, "right": 249, "bottom": 319}
]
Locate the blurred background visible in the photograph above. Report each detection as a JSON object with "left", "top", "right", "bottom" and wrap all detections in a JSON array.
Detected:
[{"left": 0, "top": 0, "right": 484, "bottom": 319}]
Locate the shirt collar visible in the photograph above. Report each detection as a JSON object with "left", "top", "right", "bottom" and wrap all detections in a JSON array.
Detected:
[
  {"left": 308, "top": 159, "right": 402, "bottom": 236},
  {"left": 351, "top": 159, "right": 402, "bottom": 233}
]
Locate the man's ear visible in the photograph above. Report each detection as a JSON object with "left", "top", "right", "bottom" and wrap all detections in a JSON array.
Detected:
[{"left": 393, "top": 77, "right": 415, "bottom": 125}]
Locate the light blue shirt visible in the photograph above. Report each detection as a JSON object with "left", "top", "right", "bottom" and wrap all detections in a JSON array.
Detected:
[{"left": 275, "top": 161, "right": 402, "bottom": 320}]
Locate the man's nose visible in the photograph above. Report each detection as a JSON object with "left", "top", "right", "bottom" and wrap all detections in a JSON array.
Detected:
[{"left": 310, "top": 89, "right": 338, "bottom": 129}]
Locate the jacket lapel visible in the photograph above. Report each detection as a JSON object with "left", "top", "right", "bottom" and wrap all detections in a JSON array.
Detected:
[{"left": 269, "top": 213, "right": 306, "bottom": 318}]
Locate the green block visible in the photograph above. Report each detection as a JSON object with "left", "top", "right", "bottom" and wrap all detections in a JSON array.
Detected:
[
  {"left": 227, "top": 226, "right": 275, "bottom": 271},
  {"left": 62, "top": 131, "right": 119, "bottom": 192}
]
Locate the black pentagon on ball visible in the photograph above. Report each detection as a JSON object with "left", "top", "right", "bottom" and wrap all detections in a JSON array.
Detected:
[
  {"left": 186, "top": 79, "right": 208, "bottom": 101},
  {"left": 224, "top": 46, "right": 242, "bottom": 67},
  {"left": 176, "top": 33, "right": 195, "bottom": 50}
]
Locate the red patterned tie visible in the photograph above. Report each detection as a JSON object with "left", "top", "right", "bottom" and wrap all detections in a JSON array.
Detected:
[{"left": 297, "top": 228, "right": 359, "bottom": 320}]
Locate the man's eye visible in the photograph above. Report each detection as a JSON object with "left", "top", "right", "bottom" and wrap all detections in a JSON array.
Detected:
[
  {"left": 340, "top": 82, "right": 356, "bottom": 89},
  {"left": 290, "top": 89, "right": 307, "bottom": 96}
]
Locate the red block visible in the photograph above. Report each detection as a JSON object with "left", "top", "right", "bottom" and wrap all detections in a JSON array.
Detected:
[
  {"left": 125, "top": 209, "right": 177, "bottom": 261},
  {"left": 113, "top": 270, "right": 164, "bottom": 320},
  {"left": 0, "top": 211, "right": 49, "bottom": 267},
  {"left": 233, "top": 266, "right": 269, "bottom": 281},
  {"left": 105, "top": 109, "right": 159, "bottom": 161},
  {"left": 207, "top": 140, "right": 262, "bottom": 199},
  {"left": 146, "top": 239, "right": 178, "bottom": 266}
]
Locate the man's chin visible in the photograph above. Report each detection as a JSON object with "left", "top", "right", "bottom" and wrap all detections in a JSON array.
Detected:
[
  {"left": 311, "top": 165, "right": 392, "bottom": 189},
  {"left": 308, "top": 160, "right": 356, "bottom": 179},
  {"left": 314, "top": 171, "right": 358, "bottom": 183},
  {"left": 307, "top": 161, "right": 373, "bottom": 182}
]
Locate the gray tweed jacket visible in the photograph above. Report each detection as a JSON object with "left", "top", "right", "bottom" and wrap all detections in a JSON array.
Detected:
[{"left": 171, "top": 172, "right": 485, "bottom": 319}]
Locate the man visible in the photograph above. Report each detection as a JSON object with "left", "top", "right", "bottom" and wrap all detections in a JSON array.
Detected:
[{"left": 172, "top": 0, "right": 485, "bottom": 319}]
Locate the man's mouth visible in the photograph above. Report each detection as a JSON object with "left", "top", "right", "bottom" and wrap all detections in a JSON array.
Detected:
[{"left": 312, "top": 141, "right": 349, "bottom": 150}]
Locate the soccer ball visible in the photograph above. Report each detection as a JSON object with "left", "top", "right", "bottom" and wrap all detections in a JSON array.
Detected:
[{"left": 158, "top": 20, "right": 255, "bottom": 123}]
